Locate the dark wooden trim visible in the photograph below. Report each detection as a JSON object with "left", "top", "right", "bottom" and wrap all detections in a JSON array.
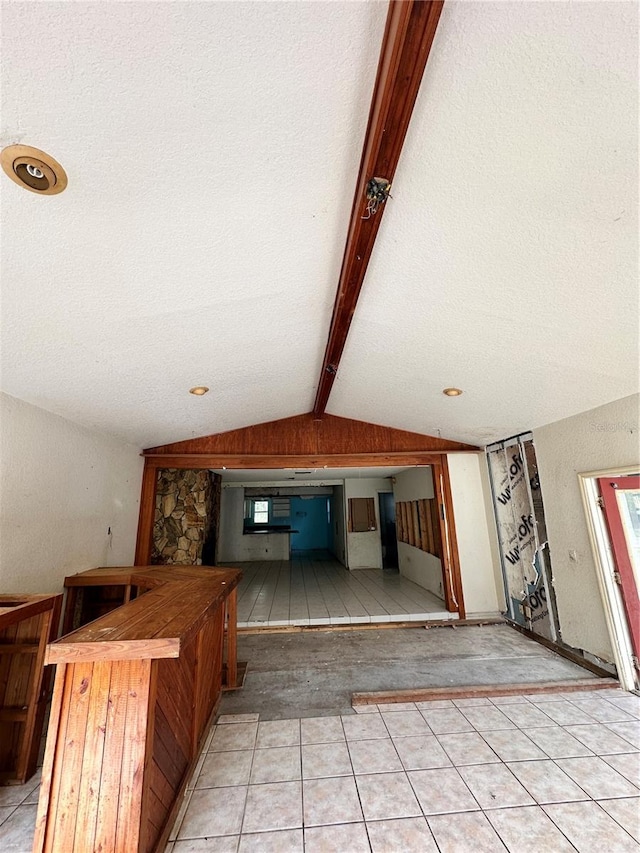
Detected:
[
  {"left": 352, "top": 677, "right": 619, "bottom": 706},
  {"left": 141, "top": 451, "right": 479, "bottom": 469},
  {"left": 134, "top": 464, "right": 157, "bottom": 567},
  {"left": 507, "top": 621, "right": 617, "bottom": 679},
  {"left": 313, "top": 0, "right": 445, "bottom": 415},
  {"left": 0, "top": 594, "right": 62, "bottom": 628},
  {"left": 432, "top": 456, "right": 465, "bottom": 618},
  {"left": 439, "top": 454, "right": 465, "bottom": 618},
  {"left": 238, "top": 617, "right": 504, "bottom": 636}
]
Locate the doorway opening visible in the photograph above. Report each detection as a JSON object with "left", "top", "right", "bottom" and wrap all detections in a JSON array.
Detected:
[
  {"left": 212, "top": 465, "right": 452, "bottom": 628},
  {"left": 147, "top": 464, "right": 460, "bottom": 629},
  {"left": 379, "top": 492, "right": 398, "bottom": 570},
  {"left": 580, "top": 466, "right": 640, "bottom": 692}
]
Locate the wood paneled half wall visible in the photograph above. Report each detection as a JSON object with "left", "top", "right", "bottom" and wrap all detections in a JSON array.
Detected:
[{"left": 33, "top": 565, "right": 240, "bottom": 853}]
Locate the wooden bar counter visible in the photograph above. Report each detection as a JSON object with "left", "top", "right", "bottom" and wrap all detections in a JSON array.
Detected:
[
  {"left": 33, "top": 566, "right": 241, "bottom": 853},
  {"left": 0, "top": 594, "right": 62, "bottom": 786}
]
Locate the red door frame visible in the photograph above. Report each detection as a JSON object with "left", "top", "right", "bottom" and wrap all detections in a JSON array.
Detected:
[{"left": 598, "top": 476, "right": 640, "bottom": 661}]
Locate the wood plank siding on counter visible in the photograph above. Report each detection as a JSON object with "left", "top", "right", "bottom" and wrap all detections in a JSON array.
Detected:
[
  {"left": 0, "top": 594, "right": 62, "bottom": 786},
  {"left": 33, "top": 565, "right": 241, "bottom": 853}
]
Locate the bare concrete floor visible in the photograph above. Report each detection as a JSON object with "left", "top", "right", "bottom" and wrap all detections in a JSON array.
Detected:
[{"left": 220, "top": 623, "right": 605, "bottom": 720}]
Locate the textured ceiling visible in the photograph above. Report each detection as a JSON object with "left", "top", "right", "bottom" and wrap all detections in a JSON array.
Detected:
[{"left": 1, "top": 1, "right": 637, "bottom": 449}]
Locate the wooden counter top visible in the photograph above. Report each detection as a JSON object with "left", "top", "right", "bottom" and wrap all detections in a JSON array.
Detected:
[
  {"left": 48, "top": 565, "right": 240, "bottom": 664},
  {"left": 0, "top": 594, "right": 62, "bottom": 629}
]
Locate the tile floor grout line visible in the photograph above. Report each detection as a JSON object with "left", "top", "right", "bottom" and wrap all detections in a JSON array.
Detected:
[
  {"left": 596, "top": 798, "right": 640, "bottom": 845},
  {"left": 6, "top": 690, "right": 638, "bottom": 851}
]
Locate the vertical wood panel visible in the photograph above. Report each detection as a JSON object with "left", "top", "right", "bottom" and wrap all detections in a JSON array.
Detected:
[
  {"left": 439, "top": 455, "right": 465, "bottom": 619},
  {"left": 93, "top": 662, "right": 131, "bottom": 853},
  {"left": 395, "top": 503, "right": 403, "bottom": 544},
  {"left": 114, "top": 659, "right": 152, "bottom": 853},
  {"left": 145, "top": 413, "right": 479, "bottom": 457},
  {"left": 430, "top": 497, "right": 442, "bottom": 558},
  {"left": 20, "top": 598, "right": 61, "bottom": 782},
  {"left": 73, "top": 661, "right": 113, "bottom": 852},
  {"left": 33, "top": 663, "right": 67, "bottom": 853},
  {"left": 418, "top": 500, "right": 430, "bottom": 552},
  {"left": 399, "top": 503, "right": 407, "bottom": 543},
  {"left": 139, "top": 662, "right": 159, "bottom": 853},
  {"left": 50, "top": 662, "right": 95, "bottom": 851},
  {"left": 410, "top": 502, "right": 420, "bottom": 548},
  {"left": 134, "top": 464, "right": 158, "bottom": 566}
]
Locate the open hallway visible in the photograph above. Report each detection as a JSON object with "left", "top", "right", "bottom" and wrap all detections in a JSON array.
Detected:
[{"left": 229, "top": 555, "right": 453, "bottom": 628}]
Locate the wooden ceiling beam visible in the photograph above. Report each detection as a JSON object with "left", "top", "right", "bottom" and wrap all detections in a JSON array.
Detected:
[{"left": 313, "top": 0, "right": 444, "bottom": 417}]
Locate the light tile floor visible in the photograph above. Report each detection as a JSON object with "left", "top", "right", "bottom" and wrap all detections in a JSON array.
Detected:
[
  {"left": 2, "top": 689, "right": 639, "bottom": 852},
  {"left": 229, "top": 556, "right": 455, "bottom": 628},
  {"left": 161, "top": 687, "right": 640, "bottom": 852}
]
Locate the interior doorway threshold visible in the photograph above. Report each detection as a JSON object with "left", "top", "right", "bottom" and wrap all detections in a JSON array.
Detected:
[
  {"left": 237, "top": 615, "right": 510, "bottom": 635},
  {"left": 238, "top": 610, "right": 459, "bottom": 630}
]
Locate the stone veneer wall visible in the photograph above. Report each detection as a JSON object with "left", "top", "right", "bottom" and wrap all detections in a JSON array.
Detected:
[{"left": 152, "top": 469, "right": 215, "bottom": 565}]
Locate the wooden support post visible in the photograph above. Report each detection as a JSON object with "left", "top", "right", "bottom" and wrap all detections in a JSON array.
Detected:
[
  {"left": 134, "top": 462, "right": 158, "bottom": 566},
  {"left": 433, "top": 456, "right": 466, "bottom": 619}
]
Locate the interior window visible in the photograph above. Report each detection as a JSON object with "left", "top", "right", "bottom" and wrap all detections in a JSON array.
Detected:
[
  {"left": 253, "top": 499, "right": 269, "bottom": 524},
  {"left": 348, "top": 497, "right": 376, "bottom": 532}
]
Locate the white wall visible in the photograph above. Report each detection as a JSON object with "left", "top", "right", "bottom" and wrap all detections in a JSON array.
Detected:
[
  {"left": 534, "top": 394, "right": 640, "bottom": 663},
  {"left": 0, "top": 393, "right": 143, "bottom": 594},
  {"left": 478, "top": 453, "right": 507, "bottom": 613},
  {"left": 393, "top": 467, "right": 443, "bottom": 598},
  {"left": 447, "top": 453, "right": 502, "bottom": 618},
  {"left": 344, "top": 477, "right": 391, "bottom": 570},
  {"left": 217, "top": 488, "right": 289, "bottom": 562}
]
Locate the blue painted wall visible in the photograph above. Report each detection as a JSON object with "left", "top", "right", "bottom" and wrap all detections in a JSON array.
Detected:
[{"left": 290, "top": 496, "right": 330, "bottom": 551}]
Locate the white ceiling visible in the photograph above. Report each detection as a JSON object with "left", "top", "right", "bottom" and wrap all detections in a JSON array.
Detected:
[{"left": 1, "top": 1, "right": 637, "bottom": 450}]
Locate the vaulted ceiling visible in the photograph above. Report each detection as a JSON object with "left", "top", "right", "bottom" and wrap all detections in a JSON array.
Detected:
[{"left": 1, "top": 1, "right": 637, "bottom": 449}]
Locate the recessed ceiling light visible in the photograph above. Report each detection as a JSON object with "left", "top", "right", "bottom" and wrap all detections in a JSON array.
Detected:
[
  {"left": 443, "top": 387, "right": 463, "bottom": 397},
  {"left": 189, "top": 386, "right": 209, "bottom": 396},
  {"left": 1, "top": 144, "right": 68, "bottom": 195}
]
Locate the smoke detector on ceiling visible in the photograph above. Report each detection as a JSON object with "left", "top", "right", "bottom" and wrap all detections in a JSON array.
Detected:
[{"left": 1, "top": 144, "right": 68, "bottom": 195}]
